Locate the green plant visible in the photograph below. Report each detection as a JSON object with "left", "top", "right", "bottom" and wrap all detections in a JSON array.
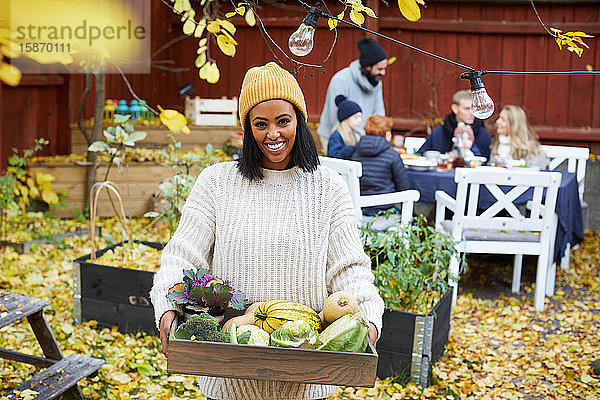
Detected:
[
  {"left": 87, "top": 114, "right": 147, "bottom": 181},
  {"left": 0, "top": 139, "right": 61, "bottom": 243},
  {"left": 144, "top": 134, "right": 221, "bottom": 238},
  {"left": 166, "top": 267, "right": 247, "bottom": 314},
  {"left": 360, "top": 213, "right": 463, "bottom": 313}
]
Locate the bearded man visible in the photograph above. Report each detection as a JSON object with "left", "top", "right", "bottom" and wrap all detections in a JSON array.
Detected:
[{"left": 318, "top": 37, "right": 387, "bottom": 150}]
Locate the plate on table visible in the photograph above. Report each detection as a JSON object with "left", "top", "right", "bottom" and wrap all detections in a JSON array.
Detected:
[
  {"left": 403, "top": 158, "right": 436, "bottom": 172},
  {"left": 465, "top": 156, "right": 487, "bottom": 168}
]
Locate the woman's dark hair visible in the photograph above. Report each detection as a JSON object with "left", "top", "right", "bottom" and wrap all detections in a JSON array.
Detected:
[{"left": 237, "top": 105, "right": 319, "bottom": 181}]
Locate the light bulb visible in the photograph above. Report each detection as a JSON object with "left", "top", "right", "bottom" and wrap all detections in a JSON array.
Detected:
[
  {"left": 460, "top": 70, "right": 495, "bottom": 120},
  {"left": 288, "top": 7, "right": 320, "bottom": 57},
  {"left": 288, "top": 23, "right": 315, "bottom": 56},
  {"left": 471, "top": 88, "right": 494, "bottom": 120}
]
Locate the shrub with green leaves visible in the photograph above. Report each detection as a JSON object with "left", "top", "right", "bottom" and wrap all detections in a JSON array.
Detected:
[
  {"left": 144, "top": 134, "right": 222, "bottom": 238},
  {"left": 360, "top": 213, "right": 462, "bottom": 313},
  {"left": 87, "top": 114, "right": 147, "bottom": 181}
]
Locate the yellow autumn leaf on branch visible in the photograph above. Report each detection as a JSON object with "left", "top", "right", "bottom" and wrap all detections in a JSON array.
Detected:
[
  {"left": 1, "top": 40, "right": 19, "bottom": 58},
  {"left": 0, "top": 61, "right": 21, "bottom": 86},
  {"left": 182, "top": 18, "right": 196, "bottom": 35},
  {"left": 244, "top": 8, "right": 256, "bottom": 26},
  {"left": 328, "top": 18, "right": 338, "bottom": 30},
  {"left": 216, "top": 34, "right": 236, "bottom": 57},
  {"left": 199, "top": 61, "right": 209, "bottom": 80},
  {"left": 205, "top": 62, "right": 220, "bottom": 84},
  {"left": 398, "top": 0, "right": 423, "bottom": 22},
  {"left": 195, "top": 52, "right": 206, "bottom": 68},
  {"left": 549, "top": 27, "right": 593, "bottom": 57},
  {"left": 194, "top": 19, "right": 206, "bottom": 38},
  {"left": 328, "top": 10, "right": 345, "bottom": 30},
  {"left": 218, "top": 19, "right": 236, "bottom": 35},
  {"left": 350, "top": 9, "right": 365, "bottom": 26},
  {"left": 173, "top": 0, "right": 191, "bottom": 14},
  {"left": 206, "top": 21, "right": 221, "bottom": 34},
  {"left": 158, "top": 105, "right": 190, "bottom": 134}
]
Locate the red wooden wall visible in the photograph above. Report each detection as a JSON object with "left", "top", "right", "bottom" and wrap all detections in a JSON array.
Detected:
[
  {"left": 2, "top": 0, "right": 600, "bottom": 169},
  {"left": 69, "top": 0, "right": 600, "bottom": 139},
  {"left": 0, "top": 75, "right": 69, "bottom": 169}
]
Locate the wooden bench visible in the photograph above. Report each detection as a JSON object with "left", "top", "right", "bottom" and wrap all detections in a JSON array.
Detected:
[{"left": 0, "top": 291, "right": 104, "bottom": 399}]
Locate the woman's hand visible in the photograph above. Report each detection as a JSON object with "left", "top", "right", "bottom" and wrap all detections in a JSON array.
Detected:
[
  {"left": 159, "top": 310, "right": 177, "bottom": 357},
  {"left": 368, "top": 322, "right": 378, "bottom": 350}
]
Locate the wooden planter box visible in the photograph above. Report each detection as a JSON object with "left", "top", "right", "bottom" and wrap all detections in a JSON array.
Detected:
[
  {"left": 30, "top": 161, "right": 179, "bottom": 218},
  {"left": 73, "top": 240, "right": 164, "bottom": 335},
  {"left": 70, "top": 123, "right": 241, "bottom": 154},
  {"left": 376, "top": 288, "right": 453, "bottom": 387},
  {"left": 0, "top": 226, "right": 100, "bottom": 254},
  {"left": 167, "top": 312, "right": 378, "bottom": 388}
]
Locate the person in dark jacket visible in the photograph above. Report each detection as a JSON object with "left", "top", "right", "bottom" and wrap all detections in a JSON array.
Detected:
[
  {"left": 352, "top": 115, "right": 410, "bottom": 216},
  {"left": 418, "top": 90, "right": 492, "bottom": 160},
  {"left": 327, "top": 95, "right": 362, "bottom": 159}
]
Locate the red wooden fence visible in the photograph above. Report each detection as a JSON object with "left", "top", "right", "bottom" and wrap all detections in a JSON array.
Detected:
[{"left": 2, "top": 0, "right": 600, "bottom": 169}]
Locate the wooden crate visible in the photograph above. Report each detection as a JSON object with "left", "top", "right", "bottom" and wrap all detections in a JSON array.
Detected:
[
  {"left": 185, "top": 97, "right": 238, "bottom": 126},
  {"left": 70, "top": 123, "right": 241, "bottom": 154},
  {"left": 167, "top": 314, "right": 378, "bottom": 387},
  {"left": 30, "top": 161, "right": 180, "bottom": 218},
  {"left": 73, "top": 240, "right": 164, "bottom": 335}
]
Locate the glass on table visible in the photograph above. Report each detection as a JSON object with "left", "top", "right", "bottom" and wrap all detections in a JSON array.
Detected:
[{"left": 437, "top": 154, "right": 451, "bottom": 171}]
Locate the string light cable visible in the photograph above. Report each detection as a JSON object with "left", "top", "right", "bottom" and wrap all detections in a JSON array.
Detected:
[{"left": 294, "top": 1, "right": 599, "bottom": 118}]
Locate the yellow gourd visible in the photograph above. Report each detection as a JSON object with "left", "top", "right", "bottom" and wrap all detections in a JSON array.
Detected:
[
  {"left": 322, "top": 291, "right": 360, "bottom": 325},
  {"left": 254, "top": 300, "right": 322, "bottom": 334}
]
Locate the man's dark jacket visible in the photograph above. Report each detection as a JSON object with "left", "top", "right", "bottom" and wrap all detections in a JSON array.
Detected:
[{"left": 417, "top": 113, "right": 492, "bottom": 160}]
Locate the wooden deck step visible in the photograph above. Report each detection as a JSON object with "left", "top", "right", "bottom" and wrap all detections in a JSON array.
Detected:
[{"left": 3, "top": 354, "right": 104, "bottom": 400}]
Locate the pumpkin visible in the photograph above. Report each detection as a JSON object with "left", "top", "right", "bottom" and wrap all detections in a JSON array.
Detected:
[
  {"left": 322, "top": 291, "right": 360, "bottom": 325},
  {"left": 254, "top": 300, "right": 322, "bottom": 334}
]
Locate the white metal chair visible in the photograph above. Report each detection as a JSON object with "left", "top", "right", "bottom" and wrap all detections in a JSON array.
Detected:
[
  {"left": 403, "top": 136, "right": 426, "bottom": 155},
  {"left": 319, "top": 156, "right": 363, "bottom": 218},
  {"left": 542, "top": 145, "right": 589, "bottom": 202},
  {"left": 319, "top": 156, "right": 419, "bottom": 228},
  {"left": 435, "top": 168, "right": 562, "bottom": 312},
  {"left": 541, "top": 144, "right": 589, "bottom": 269},
  {"left": 359, "top": 190, "right": 420, "bottom": 230}
]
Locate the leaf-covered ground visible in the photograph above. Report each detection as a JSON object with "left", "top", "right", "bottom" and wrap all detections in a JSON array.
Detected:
[{"left": 0, "top": 218, "right": 598, "bottom": 399}]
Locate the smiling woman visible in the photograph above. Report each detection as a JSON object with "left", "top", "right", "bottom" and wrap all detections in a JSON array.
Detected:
[
  {"left": 236, "top": 62, "right": 319, "bottom": 180},
  {"left": 248, "top": 100, "right": 298, "bottom": 170},
  {"left": 150, "top": 62, "right": 384, "bottom": 400}
]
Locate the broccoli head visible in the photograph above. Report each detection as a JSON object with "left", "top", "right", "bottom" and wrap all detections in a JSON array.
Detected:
[
  {"left": 202, "top": 330, "right": 229, "bottom": 343},
  {"left": 184, "top": 312, "right": 220, "bottom": 335}
]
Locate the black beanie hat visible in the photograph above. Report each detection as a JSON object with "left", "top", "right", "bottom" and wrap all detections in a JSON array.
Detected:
[
  {"left": 335, "top": 95, "right": 362, "bottom": 122},
  {"left": 358, "top": 37, "right": 387, "bottom": 67}
]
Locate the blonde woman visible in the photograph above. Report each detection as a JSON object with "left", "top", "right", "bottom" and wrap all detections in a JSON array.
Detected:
[
  {"left": 326, "top": 95, "right": 362, "bottom": 159},
  {"left": 492, "top": 105, "right": 549, "bottom": 169}
]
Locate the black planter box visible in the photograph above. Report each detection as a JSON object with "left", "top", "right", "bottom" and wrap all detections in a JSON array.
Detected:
[
  {"left": 376, "top": 288, "right": 453, "bottom": 387},
  {"left": 1, "top": 226, "right": 101, "bottom": 254},
  {"left": 73, "top": 240, "right": 164, "bottom": 335}
]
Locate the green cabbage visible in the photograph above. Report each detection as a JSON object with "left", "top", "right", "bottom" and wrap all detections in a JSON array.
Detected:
[
  {"left": 236, "top": 324, "right": 270, "bottom": 346},
  {"left": 316, "top": 313, "right": 369, "bottom": 353},
  {"left": 270, "top": 320, "right": 319, "bottom": 348}
]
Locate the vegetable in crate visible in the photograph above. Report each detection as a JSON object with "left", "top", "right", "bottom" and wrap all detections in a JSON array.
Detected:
[
  {"left": 270, "top": 320, "right": 319, "bottom": 349},
  {"left": 254, "top": 300, "right": 322, "bottom": 334},
  {"left": 173, "top": 312, "right": 229, "bottom": 343},
  {"left": 166, "top": 267, "right": 247, "bottom": 315},
  {"left": 322, "top": 291, "right": 360, "bottom": 325},
  {"left": 221, "top": 302, "right": 263, "bottom": 333},
  {"left": 317, "top": 313, "right": 369, "bottom": 353},
  {"left": 227, "top": 323, "right": 270, "bottom": 346}
]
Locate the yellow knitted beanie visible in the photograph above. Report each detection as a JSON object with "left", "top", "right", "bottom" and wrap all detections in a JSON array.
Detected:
[{"left": 238, "top": 62, "right": 307, "bottom": 125}]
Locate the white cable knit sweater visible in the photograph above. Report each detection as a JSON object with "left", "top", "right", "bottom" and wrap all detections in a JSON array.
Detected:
[{"left": 150, "top": 161, "right": 384, "bottom": 400}]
